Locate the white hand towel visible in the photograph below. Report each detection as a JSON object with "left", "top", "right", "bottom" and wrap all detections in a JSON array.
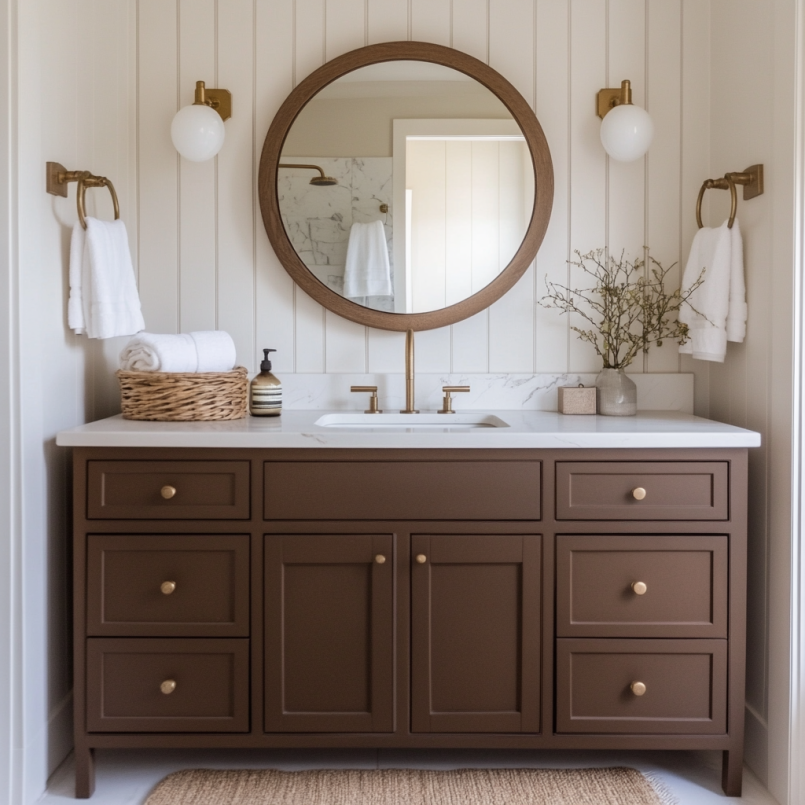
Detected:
[
  {"left": 119, "top": 331, "right": 236, "bottom": 373},
  {"left": 343, "top": 220, "right": 392, "bottom": 299},
  {"left": 726, "top": 220, "right": 747, "bottom": 342},
  {"left": 68, "top": 222, "right": 87, "bottom": 333},
  {"left": 678, "top": 218, "right": 746, "bottom": 362},
  {"left": 68, "top": 217, "right": 145, "bottom": 339}
]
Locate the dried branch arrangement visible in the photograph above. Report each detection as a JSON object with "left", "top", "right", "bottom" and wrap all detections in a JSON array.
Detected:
[{"left": 539, "top": 249, "right": 706, "bottom": 370}]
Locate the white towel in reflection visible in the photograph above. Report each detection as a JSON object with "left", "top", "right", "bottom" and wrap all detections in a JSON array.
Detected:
[
  {"left": 119, "top": 331, "right": 236, "bottom": 373},
  {"left": 68, "top": 218, "right": 145, "bottom": 339},
  {"left": 678, "top": 218, "right": 747, "bottom": 362},
  {"left": 343, "top": 220, "right": 392, "bottom": 298}
]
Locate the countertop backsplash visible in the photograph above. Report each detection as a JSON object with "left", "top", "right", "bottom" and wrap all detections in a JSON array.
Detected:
[{"left": 278, "top": 373, "right": 694, "bottom": 414}]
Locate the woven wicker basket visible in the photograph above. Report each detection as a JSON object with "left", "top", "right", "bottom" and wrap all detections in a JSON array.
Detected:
[{"left": 117, "top": 367, "right": 249, "bottom": 421}]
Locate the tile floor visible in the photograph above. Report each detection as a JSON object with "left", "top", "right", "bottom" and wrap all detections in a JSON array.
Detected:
[{"left": 38, "top": 748, "right": 779, "bottom": 805}]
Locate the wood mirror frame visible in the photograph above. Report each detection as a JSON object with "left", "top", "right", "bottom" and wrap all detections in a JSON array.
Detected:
[{"left": 258, "top": 41, "right": 554, "bottom": 332}]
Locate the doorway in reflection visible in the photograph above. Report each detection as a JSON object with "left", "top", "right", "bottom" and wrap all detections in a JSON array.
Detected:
[{"left": 400, "top": 126, "right": 532, "bottom": 314}]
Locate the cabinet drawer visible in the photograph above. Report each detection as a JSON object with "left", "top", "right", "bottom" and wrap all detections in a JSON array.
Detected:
[
  {"left": 86, "top": 638, "right": 249, "bottom": 732},
  {"left": 87, "top": 535, "right": 250, "bottom": 637},
  {"left": 87, "top": 461, "right": 250, "bottom": 520},
  {"left": 556, "top": 462, "right": 728, "bottom": 520},
  {"left": 264, "top": 461, "right": 541, "bottom": 520},
  {"left": 556, "top": 535, "right": 728, "bottom": 638},
  {"left": 556, "top": 638, "right": 727, "bottom": 734}
]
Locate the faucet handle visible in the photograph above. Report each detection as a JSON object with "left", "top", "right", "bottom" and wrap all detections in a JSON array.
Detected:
[
  {"left": 438, "top": 385, "right": 470, "bottom": 414},
  {"left": 350, "top": 385, "right": 382, "bottom": 414}
]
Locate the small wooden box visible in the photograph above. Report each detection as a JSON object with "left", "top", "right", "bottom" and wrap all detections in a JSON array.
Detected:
[{"left": 558, "top": 385, "right": 597, "bottom": 415}]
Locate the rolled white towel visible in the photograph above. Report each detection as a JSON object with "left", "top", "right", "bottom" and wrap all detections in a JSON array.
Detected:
[
  {"left": 119, "top": 331, "right": 236, "bottom": 373},
  {"left": 191, "top": 329, "right": 237, "bottom": 372}
]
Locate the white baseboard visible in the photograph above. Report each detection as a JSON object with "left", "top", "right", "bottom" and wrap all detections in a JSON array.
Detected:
[
  {"left": 745, "top": 704, "right": 769, "bottom": 788},
  {"left": 20, "top": 691, "right": 73, "bottom": 804}
]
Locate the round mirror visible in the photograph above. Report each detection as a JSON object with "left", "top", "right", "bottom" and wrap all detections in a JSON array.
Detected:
[{"left": 259, "top": 42, "right": 553, "bottom": 332}]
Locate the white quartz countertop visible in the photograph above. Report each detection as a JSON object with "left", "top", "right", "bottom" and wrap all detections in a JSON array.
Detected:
[{"left": 56, "top": 410, "right": 761, "bottom": 449}]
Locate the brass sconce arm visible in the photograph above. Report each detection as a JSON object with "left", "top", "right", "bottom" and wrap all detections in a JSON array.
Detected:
[
  {"left": 596, "top": 79, "right": 633, "bottom": 119},
  {"left": 193, "top": 80, "right": 232, "bottom": 121}
]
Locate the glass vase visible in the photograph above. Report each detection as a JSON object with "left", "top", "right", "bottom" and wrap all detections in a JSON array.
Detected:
[{"left": 595, "top": 367, "right": 637, "bottom": 416}]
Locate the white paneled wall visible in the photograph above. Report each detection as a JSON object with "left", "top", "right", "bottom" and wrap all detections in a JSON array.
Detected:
[
  {"left": 407, "top": 138, "right": 529, "bottom": 312},
  {"left": 12, "top": 1, "right": 135, "bottom": 799},
  {"left": 135, "top": 0, "right": 708, "bottom": 381},
  {"left": 708, "top": 2, "right": 796, "bottom": 798}
]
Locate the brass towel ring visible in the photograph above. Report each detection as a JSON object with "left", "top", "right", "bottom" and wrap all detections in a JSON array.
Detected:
[
  {"left": 696, "top": 176, "right": 737, "bottom": 230},
  {"left": 76, "top": 172, "right": 120, "bottom": 230}
]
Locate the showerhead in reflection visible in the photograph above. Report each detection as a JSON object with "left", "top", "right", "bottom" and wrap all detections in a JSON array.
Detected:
[{"left": 278, "top": 163, "right": 338, "bottom": 186}]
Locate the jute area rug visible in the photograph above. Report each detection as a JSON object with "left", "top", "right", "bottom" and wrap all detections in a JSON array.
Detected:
[{"left": 144, "top": 767, "right": 675, "bottom": 805}]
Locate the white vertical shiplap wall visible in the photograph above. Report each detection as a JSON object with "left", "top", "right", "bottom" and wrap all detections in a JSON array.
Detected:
[
  {"left": 708, "top": 2, "right": 797, "bottom": 801},
  {"left": 135, "top": 0, "right": 709, "bottom": 382},
  {"left": 12, "top": 0, "right": 135, "bottom": 799}
]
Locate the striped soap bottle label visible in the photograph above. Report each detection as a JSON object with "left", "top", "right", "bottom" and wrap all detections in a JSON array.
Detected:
[{"left": 251, "top": 386, "right": 282, "bottom": 409}]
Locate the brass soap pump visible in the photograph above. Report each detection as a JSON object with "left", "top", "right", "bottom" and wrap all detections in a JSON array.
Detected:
[{"left": 250, "top": 349, "right": 282, "bottom": 417}]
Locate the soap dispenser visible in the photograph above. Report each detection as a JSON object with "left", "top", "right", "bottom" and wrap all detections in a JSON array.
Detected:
[{"left": 250, "top": 349, "right": 282, "bottom": 416}]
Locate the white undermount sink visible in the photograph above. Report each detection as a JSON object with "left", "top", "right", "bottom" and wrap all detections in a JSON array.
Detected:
[{"left": 314, "top": 412, "right": 510, "bottom": 429}]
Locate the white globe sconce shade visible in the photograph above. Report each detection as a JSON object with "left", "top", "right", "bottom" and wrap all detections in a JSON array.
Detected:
[
  {"left": 600, "top": 103, "right": 654, "bottom": 162},
  {"left": 171, "top": 81, "right": 232, "bottom": 162},
  {"left": 596, "top": 79, "right": 654, "bottom": 162}
]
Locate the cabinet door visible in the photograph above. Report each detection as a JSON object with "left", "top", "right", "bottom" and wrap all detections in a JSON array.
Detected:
[
  {"left": 264, "top": 534, "right": 394, "bottom": 732},
  {"left": 411, "top": 534, "right": 541, "bottom": 733}
]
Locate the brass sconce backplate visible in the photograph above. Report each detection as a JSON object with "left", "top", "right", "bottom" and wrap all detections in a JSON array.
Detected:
[
  {"left": 596, "top": 80, "right": 633, "bottom": 119},
  {"left": 205, "top": 88, "right": 232, "bottom": 121},
  {"left": 596, "top": 88, "right": 623, "bottom": 119}
]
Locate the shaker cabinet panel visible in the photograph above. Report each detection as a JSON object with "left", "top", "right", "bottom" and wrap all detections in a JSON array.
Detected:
[
  {"left": 86, "top": 535, "right": 250, "bottom": 637},
  {"left": 87, "top": 460, "right": 250, "bottom": 520},
  {"left": 86, "top": 638, "right": 249, "bottom": 733},
  {"left": 264, "top": 534, "right": 395, "bottom": 733},
  {"left": 556, "top": 638, "right": 727, "bottom": 734},
  {"left": 264, "top": 461, "right": 541, "bottom": 520},
  {"left": 556, "top": 535, "right": 728, "bottom": 638},
  {"left": 556, "top": 461, "right": 729, "bottom": 521},
  {"left": 411, "top": 534, "right": 541, "bottom": 733}
]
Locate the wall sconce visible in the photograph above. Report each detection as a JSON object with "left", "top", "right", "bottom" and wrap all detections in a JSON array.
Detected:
[
  {"left": 171, "top": 81, "right": 232, "bottom": 162},
  {"left": 596, "top": 80, "right": 654, "bottom": 162}
]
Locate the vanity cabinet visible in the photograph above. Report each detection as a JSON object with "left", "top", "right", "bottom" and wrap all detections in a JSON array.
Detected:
[
  {"left": 263, "top": 533, "right": 395, "bottom": 733},
  {"left": 70, "top": 446, "right": 748, "bottom": 798},
  {"left": 410, "top": 534, "right": 542, "bottom": 734}
]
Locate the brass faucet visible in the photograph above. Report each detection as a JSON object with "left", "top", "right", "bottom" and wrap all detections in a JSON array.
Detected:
[{"left": 400, "top": 329, "right": 419, "bottom": 413}]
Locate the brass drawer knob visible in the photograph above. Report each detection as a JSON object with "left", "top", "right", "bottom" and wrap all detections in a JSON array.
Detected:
[
  {"left": 161, "top": 581, "right": 177, "bottom": 595},
  {"left": 161, "top": 485, "right": 177, "bottom": 500},
  {"left": 630, "top": 681, "right": 647, "bottom": 696},
  {"left": 632, "top": 487, "right": 647, "bottom": 501},
  {"left": 416, "top": 554, "right": 427, "bottom": 564},
  {"left": 375, "top": 554, "right": 386, "bottom": 564},
  {"left": 631, "top": 581, "right": 647, "bottom": 595},
  {"left": 160, "top": 679, "right": 177, "bottom": 695}
]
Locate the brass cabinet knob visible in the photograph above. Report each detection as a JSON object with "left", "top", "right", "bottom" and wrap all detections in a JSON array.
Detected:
[
  {"left": 630, "top": 681, "right": 647, "bottom": 696},
  {"left": 631, "top": 581, "right": 648, "bottom": 595},
  {"left": 632, "top": 487, "right": 647, "bottom": 501},
  {"left": 161, "top": 581, "right": 176, "bottom": 595},
  {"left": 160, "top": 679, "right": 177, "bottom": 695},
  {"left": 161, "top": 485, "right": 177, "bottom": 500},
  {"left": 416, "top": 554, "right": 427, "bottom": 564},
  {"left": 375, "top": 554, "right": 386, "bottom": 564}
]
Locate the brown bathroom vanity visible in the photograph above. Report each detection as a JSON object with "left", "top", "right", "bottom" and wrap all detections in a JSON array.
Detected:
[{"left": 60, "top": 412, "right": 756, "bottom": 798}]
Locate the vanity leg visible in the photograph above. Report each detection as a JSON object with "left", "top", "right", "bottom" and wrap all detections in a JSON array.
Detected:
[
  {"left": 721, "top": 748, "right": 743, "bottom": 797},
  {"left": 75, "top": 746, "right": 95, "bottom": 799}
]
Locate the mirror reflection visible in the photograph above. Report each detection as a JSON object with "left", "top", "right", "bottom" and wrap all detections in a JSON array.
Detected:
[{"left": 279, "top": 61, "right": 535, "bottom": 314}]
